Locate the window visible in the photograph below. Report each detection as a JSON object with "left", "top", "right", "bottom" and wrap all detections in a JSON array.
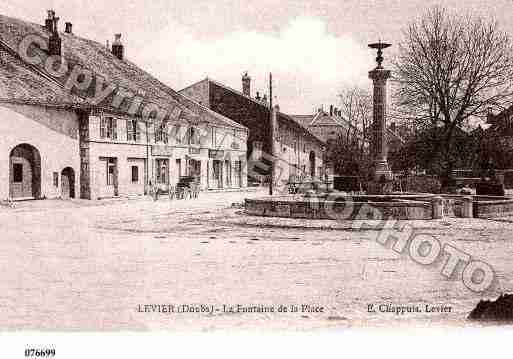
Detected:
[
  {"left": 303, "top": 144, "right": 306, "bottom": 153},
  {"left": 188, "top": 127, "right": 200, "bottom": 145},
  {"left": 53, "top": 172, "right": 59, "bottom": 187},
  {"left": 13, "top": 163, "right": 23, "bottom": 183},
  {"left": 156, "top": 159, "right": 168, "bottom": 184},
  {"left": 231, "top": 129, "right": 241, "bottom": 149},
  {"left": 127, "top": 120, "right": 140, "bottom": 142},
  {"left": 225, "top": 160, "right": 232, "bottom": 187},
  {"left": 213, "top": 160, "right": 221, "bottom": 179},
  {"left": 131, "top": 166, "right": 139, "bottom": 183},
  {"left": 106, "top": 158, "right": 116, "bottom": 185},
  {"left": 155, "top": 121, "right": 168, "bottom": 143},
  {"left": 188, "top": 159, "right": 201, "bottom": 177},
  {"left": 100, "top": 117, "right": 117, "bottom": 140},
  {"left": 176, "top": 159, "right": 182, "bottom": 177},
  {"left": 233, "top": 160, "right": 242, "bottom": 187}
]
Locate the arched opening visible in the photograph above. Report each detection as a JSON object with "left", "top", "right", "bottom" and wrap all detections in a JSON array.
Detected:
[
  {"left": 309, "top": 151, "right": 316, "bottom": 178},
  {"left": 9, "top": 143, "right": 41, "bottom": 199},
  {"left": 61, "top": 167, "right": 75, "bottom": 199}
]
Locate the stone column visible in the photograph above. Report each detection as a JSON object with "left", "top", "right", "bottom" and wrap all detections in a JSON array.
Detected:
[
  {"left": 432, "top": 196, "right": 444, "bottom": 219},
  {"left": 462, "top": 196, "right": 474, "bottom": 218},
  {"left": 369, "top": 68, "right": 392, "bottom": 181}
]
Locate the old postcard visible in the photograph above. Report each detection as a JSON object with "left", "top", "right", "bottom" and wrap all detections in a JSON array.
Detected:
[{"left": 1, "top": 0, "right": 513, "bottom": 357}]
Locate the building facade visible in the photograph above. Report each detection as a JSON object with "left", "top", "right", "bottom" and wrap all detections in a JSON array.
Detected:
[
  {"left": 0, "top": 11, "right": 248, "bottom": 201},
  {"left": 180, "top": 75, "right": 326, "bottom": 186}
]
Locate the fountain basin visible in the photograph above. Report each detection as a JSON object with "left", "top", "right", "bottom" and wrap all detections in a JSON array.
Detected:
[{"left": 244, "top": 193, "right": 513, "bottom": 220}]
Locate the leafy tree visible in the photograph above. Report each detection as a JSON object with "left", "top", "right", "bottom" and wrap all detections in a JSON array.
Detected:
[{"left": 326, "top": 131, "right": 371, "bottom": 179}]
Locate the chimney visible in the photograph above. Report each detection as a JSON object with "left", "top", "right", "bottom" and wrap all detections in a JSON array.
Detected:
[
  {"left": 330, "top": 105, "right": 333, "bottom": 116},
  {"left": 65, "top": 22, "right": 72, "bottom": 34},
  {"left": 242, "top": 72, "right": 251, "bottom": 97},
  {"left": 112, "top": 34, "right": 124, "bottom": 60},
  {"left": 45, "top": 10, "right": 55, "bottom": 32},
  {"left": 47, "top": 11, "right": 62, "bottom": 56},
  {"left": 486, "top": 107, "right": 495, "bottom": 124}
]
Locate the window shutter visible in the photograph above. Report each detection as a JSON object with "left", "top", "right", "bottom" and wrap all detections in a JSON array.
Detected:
[
  {"left": 126, "top": 120, "right": 131, "bottom": 141},
  {"left": 112, "top": 118, "right": 117, "bottom": 140},
  {"left": 136, "top": 121, "right": 141, "bottom": 142},
  {"left": 100, "top": 118, "right": 106, "bottom": 138}
]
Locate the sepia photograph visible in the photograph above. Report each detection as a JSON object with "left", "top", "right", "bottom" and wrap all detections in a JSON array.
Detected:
[{"left": 1, "top": 0, "right": 513, "bottom": 357}]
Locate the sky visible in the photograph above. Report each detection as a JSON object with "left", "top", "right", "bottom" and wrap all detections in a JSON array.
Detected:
[{"left": 3, "top": 0, "right": 513, "bottom": 114}]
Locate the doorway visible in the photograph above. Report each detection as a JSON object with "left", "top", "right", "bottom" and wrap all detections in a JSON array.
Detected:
[
  {"left": 61, "top": 167, "right": 75, "bottom": 199},
  {"left": 212, "top": 160, "right": 223, "bottom": 189},
  {"left": 9, "top": 144, "right": 41, "bottom": 199}
]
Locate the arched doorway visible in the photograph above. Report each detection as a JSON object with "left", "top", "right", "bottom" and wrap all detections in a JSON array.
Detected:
[
  {"left": 309, "top": 151, "right": 316, "bottom": 177},
  {"left": 61, "top": 167, "right": 75, "bottom": 199},
  {"left": 9, "top": 144, "right": 41, "bottom": 199}
]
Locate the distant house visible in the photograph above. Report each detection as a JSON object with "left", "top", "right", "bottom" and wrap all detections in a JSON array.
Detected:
[
  {"left": 291, "top": 107, "right": 406, "bottom": 175},
  {"left": 180, "top": 74, "right": 327, "bottom": 185},
  {"left": 0, "top": 11, "right": 248, "bottom": 200},
  {"left": 291, "top": 107, "right": 365, "bottom": 145}
]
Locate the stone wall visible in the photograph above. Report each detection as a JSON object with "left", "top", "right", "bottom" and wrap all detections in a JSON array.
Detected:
[
  {"left": 474, "top": 200, "right": 513, "bottom": 218},
  {"left": 0, "top": 103, "right": 80, "bottom": 200}
]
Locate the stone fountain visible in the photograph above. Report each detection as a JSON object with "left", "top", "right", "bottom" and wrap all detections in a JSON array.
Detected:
[{"left": 244, "top": 40, "right": 513, "bottom": 220}]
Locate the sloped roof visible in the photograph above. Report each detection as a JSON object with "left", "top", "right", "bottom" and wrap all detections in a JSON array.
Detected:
[
  {"left": 291, "top": 110, "right": 363, "bottom": 143},
  {"left": 0, "top": 13, "right": 245, "bottom": 130},
  {"left": 289, "top": 114, "right": 314, "bottom": 128},
  {"left": 292, "top": 109, "right": 407, "bottom": 145},
  {"left": 183, "top": 77, "right": 326, "bottom": 145},
  {"left": 0, "top": 41, "right": 84, "bottom": 106}
]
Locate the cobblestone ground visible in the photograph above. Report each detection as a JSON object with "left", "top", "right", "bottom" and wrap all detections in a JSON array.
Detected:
[{"left": 1, "top": 189, "right": 512, "bottom": 331}]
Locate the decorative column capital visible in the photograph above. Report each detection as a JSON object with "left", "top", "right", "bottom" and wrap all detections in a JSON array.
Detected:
[{"left": 368, "top": 68, "right": 391, "bottom": 83}]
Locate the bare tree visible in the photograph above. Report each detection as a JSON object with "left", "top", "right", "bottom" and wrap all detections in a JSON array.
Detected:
[
  {"left": 394, "top": 7, "right": 513, "bottom": 181},
  {"left": 324, "top": 86, "right": 373, "bottom": 177},
  {"left": 338, "top": 86, "right": 372, "bottom": 152}
]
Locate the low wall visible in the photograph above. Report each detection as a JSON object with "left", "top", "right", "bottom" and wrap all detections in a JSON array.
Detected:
[
  {"left": 245, "top": 197, "right": 432, "bottom": 220},
  {"left": 474, "top": 199, "right": 513, "bottom": 218},
  {"left": 245, "top": 194, "right": 513, "bottom": 220},
  {"left": 441, "top": 194, "right": 513, "bottom": 218}
]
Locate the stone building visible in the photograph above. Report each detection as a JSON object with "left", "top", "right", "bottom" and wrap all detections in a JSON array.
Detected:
[
  {"left": 291, "top": 107, "right": 365, "bottom": 144},
  {"left": 179, "top": 74, "right": 326, "bottom": 186},
  {"left": 0, "top": 11, "right": 248, "bottom": 201},
  {"left": 292, "top": 107, "right": 406, "bottom": 176}
]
